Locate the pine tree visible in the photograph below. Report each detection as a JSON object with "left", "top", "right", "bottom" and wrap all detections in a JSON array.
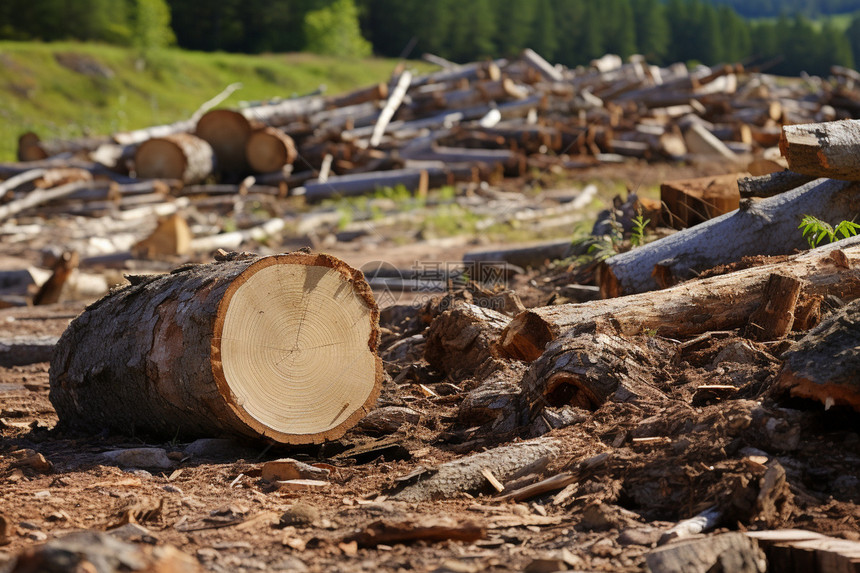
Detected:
[
  {"left": 494, "top": 0, "right": 535, "bottom": 57},
  {"left": 602, "top": 0, "right": 636, "bottom": 59},
  {"left": 528, "top": 0, "right": 557, "bottom": 60},
  {"left": 632, "top": 0, "right": 670, "bottom": 63}
]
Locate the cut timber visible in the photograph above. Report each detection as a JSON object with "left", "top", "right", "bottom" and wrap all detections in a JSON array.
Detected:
[
  {"left": 49, "top": 252, "right": 382, "bottom": 444},
  {"left": 601, "top": 178, "right": 860, "bottom": 296},
  {"left": 0, "top": 335, "right": 59, "bottom": 367},
  {"left": 17, "top": 132, "right": 48, "bottom": 161},
  {"left": 302, "top": 168, "right": 429, "bottom": 202},
  {"left": 519, "top": 331, "right": 668, "bottom": 412},
  {"left": 33, "top": 251, "right": 79, "bottom": 306},
  {"left": 424, "top": 302, "right": 510, "bottom": 379},
  {"left": 463, "top": 240, "right": 571, "bottom": 269},
  {"left": 776, "top": 297, "right": 860, "bottom": 412},
  {"left": 0, "top": 180, "right": 91, "bottom": 222},
  {"left": 738, "top": 170, "right": 816, "bottom": 199},
  {"left": 195, "top": 109, "right": 253, "bottom": 177},
  {"left": 134, "top": 133, "right": 214, "bottom": 184},
  {"left": 660, "top": 173, "right": 742, "bottom": 229},
  {"left": 746, "top": 530, "right": 860, "bottom": 573},
  {"left": 780, "top": 118, "right": 860, "bottom": 180},
  {"left": 390, "top": 437, "right": 559, "bottom": 502},
  {"left": 131, "top": 214, "right": 192, "bottom": 259},
  {"left": 499, "top": 238, "right": 860, "bottom": 361},
  {"left": 370, "top": 71, "right": 412, "bottom": 147},
  {"left": 645, "top": 532, "right": 766, "bottom": 573},
  {"left": 520, "top": 48, "right": 563, "bottom": 82},
  {"left": 744, "top": 273, "right": 801, "bottom": 341},
  {"left": 245, "top": 127, "right": 297, "bottom": 173},
  {"left": 683, "top": 122, "right": 738, "bottom": 161}
]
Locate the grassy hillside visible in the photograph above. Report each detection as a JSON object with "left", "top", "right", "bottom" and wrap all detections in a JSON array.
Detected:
[{"left": 0, "top": 42, "right": 431, "bottom": 162}]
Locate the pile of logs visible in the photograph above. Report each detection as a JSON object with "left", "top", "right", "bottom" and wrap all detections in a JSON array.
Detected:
[{"left": 7, "top": 50, "right": 860, "bottom": 208}]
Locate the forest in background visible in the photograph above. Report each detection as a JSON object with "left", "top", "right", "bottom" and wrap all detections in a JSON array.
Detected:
[{"left": 3, "top": 0, "right": 860, "bottom": 76}]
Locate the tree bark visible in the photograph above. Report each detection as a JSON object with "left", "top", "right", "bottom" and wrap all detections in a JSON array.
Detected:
[
  {"left": 134, "top": 133, "right": 214, "bottom": 184},
  {"left": 737, "top": 170, "right": 816, "bottom": 199},
  {"left": 49, "top": 252, "right": 383, "bottom": 444},
  {"left": 776, "top": 298, "right": 860, "bottom": 412},
  {"left": 302, "top": 168, "right": 430, "bottom": 202},
  {"left": 779, "top": 118, "right": 860, "bottom": 180},
  {"left": 245, "top": 127, "right": 297, "bottom": 174},
  {"left": 600, "top": 177, "right": 860, "bottom": 296},
  {"left": 519, "top": 330, "right": 669, "bottom": 414},
  {"left": 499, "top": 238, "right": 860, "bottom": 362},
  {"left": 743, "top": 273, "right": 801, "bottom": 341}
]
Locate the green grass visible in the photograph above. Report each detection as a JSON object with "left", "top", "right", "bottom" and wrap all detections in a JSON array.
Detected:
[{"left": 0, "top": 41, "right": 432, "bottom": 161}]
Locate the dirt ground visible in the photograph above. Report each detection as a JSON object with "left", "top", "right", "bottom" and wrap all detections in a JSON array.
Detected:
[{"left": 1, "top": 162, "right": 859, "bottom": 572}]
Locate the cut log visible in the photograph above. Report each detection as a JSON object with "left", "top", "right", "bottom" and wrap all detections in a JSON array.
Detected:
[
  {"left": 195, "top": 109, "right": 253, "bottom": 177},
  {"left": 746, "top": 530, "right": 860, "bottom": 573},
  {"left": 245, "top": 127, "right": 297, "bottom": 173},
  {"left": 463, "top": 240, "right": 571, "bottom": 269},
  {"left": 134, "top": 133, "right": 214, "bottom": 184},
  {"left": 370, "top": 71, "right": 412, "bottom": 147},
  {"left": 779, "top": 118, "right": 860, "bottom": 180},
  {"left": 519, "top": 330, "right": 669, "bottom": 413},
  {"left": 302, "top": 168, "right": 429, "bottom": 202},
  {"left": 520, "top": 48, "right": 563, "bottom": 82},
  {"left": 683, "top": 122, "right": 738, "bottom": 161},
  {"left": 645, "top": 532, "right": 766, "bottom": 573},
  {"left": 660, "top": 173, "right": 742, "bottom": 229},
  {"left": 776, "top": 297, "right": 860, "bottom": 412},
  {"left": 737, "top": 170, "right": 816, "bottom": 199},
  {"left": 0, "top": 335, "right": 59, "bottom": 367},
  {"left": 33, "top": 251, "right": 79, "bottom": 306},
  {"left": 49, "top": 252, "right": 382, "bottom": 444},
  {"left": 131, "top": 214, "right": 192, "bottom": 259},
  {"left": 390, "top": 437, "right": 560, "bottom": 502},
  {"left": 499, "top": 237, "right": 860, "bottom": 361},
  {"left": 0, "top": 180, "right": 92, "bottom": 222},
  {"left": 601, "top": 177, "right": 860, "bottom": 296},
  {"left": 744, "top": 273, "right": 801, "bottom": 341},
  {"left": 17, "top": 131, "right": 48, "bottom": 161},
  {"left": 424, "top": 302, "right": 510, "bottom": 379}
]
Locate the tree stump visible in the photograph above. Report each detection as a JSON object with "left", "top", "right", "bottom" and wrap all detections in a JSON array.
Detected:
[
  {"left": 134, "top": 133, "right": 214, "bottom": 183},
  {"left": 49, "top": 252, "right": 382, "bottom": 444}
]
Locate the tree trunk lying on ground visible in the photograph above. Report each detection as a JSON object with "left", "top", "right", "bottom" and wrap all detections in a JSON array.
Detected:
[
  {"left": 600, "top": 177, "right": 860, "bottom": 296},
  {"left": 776, "top": 298, "right": 860, "bottom": 412},
  {"left": 49, "top": 252, "right": 382, "bottom": 444},
  {"left": 779, "top": 118, "right": 860, "bottom": 180},
  {"left": 519, "top": 330, "right": 670, "bottom": 415},
  {"left": 245, "top": 127, "right": 297, "bottom": 173},
  {"left": 499, "top": 237, "right": 860, "bottom": 361},
  {"left": 195, "top": 109, "right": 252, "bottom": 178},
  {"left": 134, "top": 133, "right": 214, "bottom": 184}
]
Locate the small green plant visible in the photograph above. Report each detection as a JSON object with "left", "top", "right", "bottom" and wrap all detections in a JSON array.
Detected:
[
  {"left": 799, "top": 215, "right": 860, "bottom": 248},
  {"left": 630, "top": 213, "right": 651, "bottom": 247}
]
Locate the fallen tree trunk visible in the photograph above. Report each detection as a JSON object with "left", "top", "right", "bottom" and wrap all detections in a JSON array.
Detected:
[
  {"left": 134, "top": 133, "right": 214, "bottom": 184},
  {"left": 499, "top": 237, "right": 860, "bottom": 361},
  {"left": 737, "top": 170, "right": 816, "bottom": 199},
  {"left": 600, "top": 178, "right": 860, "bottom": 296},
  {"left": 49, "top": 252, "right": 382, "bottom": 444},
  {"left": 0, "top": 181, "right": 92, "bottom": 222},
  {"left": 302, "top": 168, "right": 429, "bottom": 202},
  {"left": 776, "top": 298, "right": 860, "bottom": 412},
  {"left": 779, "top": 118, "right": 860, "bottom": 180}
]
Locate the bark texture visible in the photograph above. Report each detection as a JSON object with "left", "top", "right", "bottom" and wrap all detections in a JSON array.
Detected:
[
  {"left": 779, "top": 118, "right": 860, "bottom": 180},
  {"left": 500, "top": 238, "right": 860, "bottom": 361},
  {"left": 601, "top": 177, "right": 860, "bottom": 296},
  {"left": 49, "top": 252, "right": 382, "bottom": 444},
  {"left": 776, "top": 298, "right": 860, "bottom": 412}
]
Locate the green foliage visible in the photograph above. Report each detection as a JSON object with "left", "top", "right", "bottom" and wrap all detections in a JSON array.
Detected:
[
  {"left": 630, "top": 213, "right": 651, "bottom": 248},
  {"left": 304, "top": 0, "right": 372, "bottom": 58},
  {"left": 799, "top": 215, "right": 860, "bottom": 248},
  {"left": 132, "top": 0, "right": 176, "bottom": 66}
]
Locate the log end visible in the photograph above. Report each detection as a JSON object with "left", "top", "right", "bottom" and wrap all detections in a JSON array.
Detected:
[
  {"left": 211, "top": 252, "right": 383, "bottom": 444},
  {"left": 497, "top": 310, "right": 554, "bottom": 362},
  {"left": 597, "top": 262, "right": 622, "bottom": 299}
]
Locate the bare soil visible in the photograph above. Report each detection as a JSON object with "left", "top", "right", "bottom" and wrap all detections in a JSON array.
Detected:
[{"left": 1, "top": 164, "right": 858, "bottom": 572}]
